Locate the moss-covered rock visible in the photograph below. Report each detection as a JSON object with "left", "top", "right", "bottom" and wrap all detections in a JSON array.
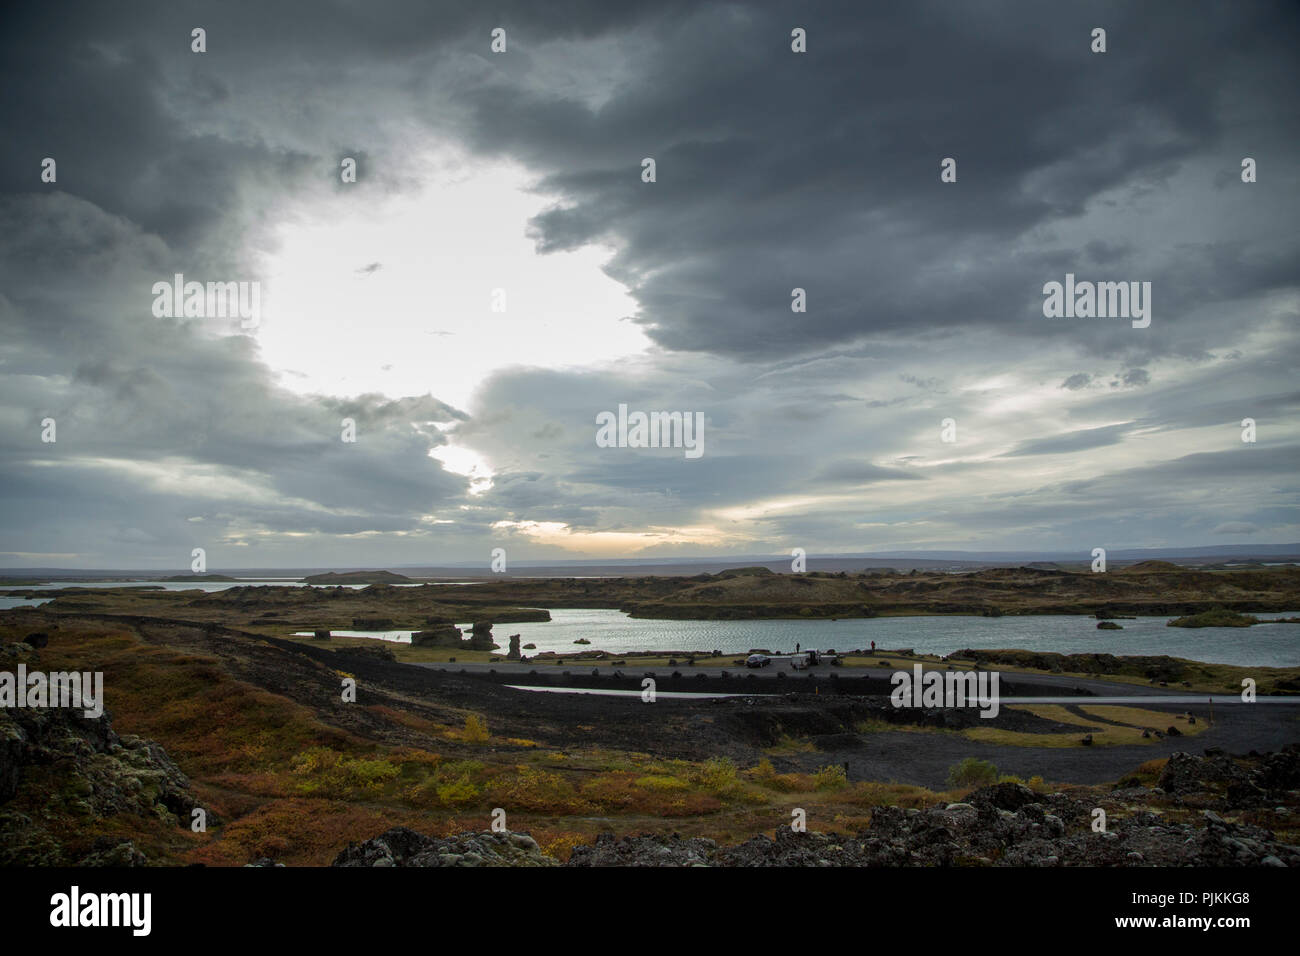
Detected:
[{"left": 0, "top": 641, "right": 203, "bottom": 864}]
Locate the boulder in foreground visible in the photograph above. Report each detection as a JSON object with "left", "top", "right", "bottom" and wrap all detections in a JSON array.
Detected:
[{"left": 333, "top": 828, "right": 556, "bottom": 867}]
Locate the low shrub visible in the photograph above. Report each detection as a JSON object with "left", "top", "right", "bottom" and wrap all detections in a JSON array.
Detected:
[{"left": 946, "top": 757, "right": 998, "bottom": 788}]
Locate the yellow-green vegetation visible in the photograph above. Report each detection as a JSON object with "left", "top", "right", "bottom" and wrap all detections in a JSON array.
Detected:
[
  {"left": 422, "top": 760, "right": 486, "bottom": 807},
  {"left": 854, "top": 717, "right": 943, "bottom": 736},
  {"left": 462, "top": 714, "right": 490, "bottom": 744},
  {"left": 813, "top": 764, "right": 849, "bottom": 791},
  {"left": 634, "top": 774, "right": 690, "bottom": 792},
  {"left": 1077, "top": 705, "right": 1210, "bottom": 736},
  {"left": 988, "top": 773, "right": 1049, "bottom": 792},
  {"left": 745, "top": 758, "right": 811, "bottom": 793},
  {"left": 11, "top": 608, "right": 1264, "bottom": 870},
  {"left": 947, "top": 757, "right": 999, "bottom": 788},
  {"left": 856, "top": 705, "right": 1209, "bottom": 748},
  {"left": 6, "top": 616, "right": 978, "bottom": 866},
  {"left": 291, "top": 748, "right": 400, "bottom": 794},
  {"left": 279, "top": 632, "right": 498, "bottom": 664},
  {"left": 962, "top": 704, "right": 1208, "bottom": 748},
  {"left": 946, "top": 648, "right": 1300, "bottom": 696},
  {"left": 836, "top": 651, "right": 948, "bottom": 668},
  {"left": 486, "top": 766, "right": 596, "bottom": 814},
  {"left": 765, "top": 733, "right": 818, "bottom": 755}
]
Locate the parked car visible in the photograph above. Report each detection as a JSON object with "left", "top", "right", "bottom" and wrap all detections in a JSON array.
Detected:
[{"left": 745, "top": 654, "right": 771, "bottom": 668}]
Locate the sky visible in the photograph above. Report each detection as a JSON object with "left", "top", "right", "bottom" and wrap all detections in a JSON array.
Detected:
[{"left": 1, "top": 0, "right": 1297, "bottom": 570}]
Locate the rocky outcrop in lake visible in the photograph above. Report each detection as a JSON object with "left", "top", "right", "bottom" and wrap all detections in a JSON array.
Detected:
[
  {"left": 411, "top": 622, "right": 462, "bottom": 646},
  {"left": 464, "top": 621, "right": 498, "bottom": 650}
]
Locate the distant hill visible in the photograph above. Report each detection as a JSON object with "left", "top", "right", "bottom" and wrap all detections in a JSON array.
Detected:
[
  {"left": 158, "top": 574, "right": 240, "bottom": 582},
  {"left": 714, "top": 566, "right": 776, "bottom": 579},
  {"left": 1117, "top": 560, "right": 1186, "bottom": 574},
  {"left": 414, "top": 563, "right": 1300, "bottom": 620},
  {"left": 301, "top": 570, "right": 414, "bottom": 585},
  {"left": 5, "top": 544, "right": 1298, "bottom": 579}
]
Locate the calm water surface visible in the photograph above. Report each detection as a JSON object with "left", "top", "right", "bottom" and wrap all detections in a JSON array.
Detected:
[
  {"left": 296, "top": 607, "right": 1300, "bottom": 667},
  {"left": 5, "top": 581, "right": 1294, "bottom": 666}
]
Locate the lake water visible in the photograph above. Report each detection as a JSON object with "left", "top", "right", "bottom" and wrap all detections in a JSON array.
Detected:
[
  {"left": 5, "top": 580, "right": 1295, "bottom": 666},
  {"left": 0, "top": 597, "right": 53, "bottom": 610},
  {"left": 294, "top": 607, "right": 1300, "bottom": 667}
]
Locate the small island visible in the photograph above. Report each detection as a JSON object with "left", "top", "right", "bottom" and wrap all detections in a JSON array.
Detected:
[{"left": 1167, "top": 608, "right": 1258, "bottom": 628}]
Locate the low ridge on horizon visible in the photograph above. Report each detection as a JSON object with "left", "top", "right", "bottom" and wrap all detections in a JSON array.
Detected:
[{"left": 6, "top": 542, "right": 1299, "bottom": 577}]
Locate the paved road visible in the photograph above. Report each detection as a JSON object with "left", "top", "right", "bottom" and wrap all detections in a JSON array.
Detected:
[
  {"left": 412, "top": 659, "right": 1210, "bottom": 697},
  {"left": 506, "top": 684, "right": 1300, "bottom": 704},
  {"left": 419, "top": 659, "right": 1300, "bottom": 787}
]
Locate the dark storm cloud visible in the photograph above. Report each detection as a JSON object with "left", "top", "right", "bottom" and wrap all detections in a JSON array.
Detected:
[
  {"left": 453, "top": 0, "right": 1300, "bottom": 359},
  {"left": 1062, "top": 444, "right": 1300, "bottom": 491},
  {"left": 1, "top": 0, "right": 1297, "bottom": 565},
  {"left": 0, "top": 0, "right": 688, "bottom": 254}
]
